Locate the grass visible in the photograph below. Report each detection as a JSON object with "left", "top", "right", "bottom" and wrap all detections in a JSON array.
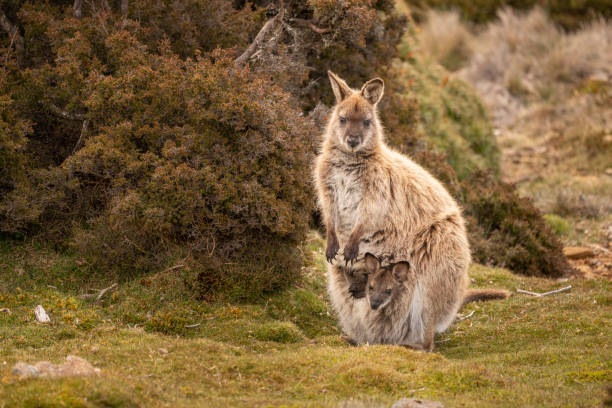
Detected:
[{"left": 1, "top": 233, "right": 611, "bottom": 407}]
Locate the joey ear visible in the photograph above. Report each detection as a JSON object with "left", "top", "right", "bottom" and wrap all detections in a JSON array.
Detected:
[
  {"left": 360, "top": 78, "right": 384, "bottom": 105},
  {"left": 391, "top": 261, "right": 410, "bottom": 281},
  {"left": 328, "top": 70, "right": 353, "bottom": 103},
  {"left": 364, "top": 253, "right": 380, "bottom": 274}
]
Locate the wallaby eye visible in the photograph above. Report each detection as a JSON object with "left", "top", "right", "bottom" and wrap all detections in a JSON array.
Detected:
[
  {"left": 364, "top": 119, "right": 371, "bottom": 127},
  {"left": 339, "top": 117, "right": 347, "bottom": 125},
  {"left": 385, "top": 289, "right": 392, "bottom": 295}
]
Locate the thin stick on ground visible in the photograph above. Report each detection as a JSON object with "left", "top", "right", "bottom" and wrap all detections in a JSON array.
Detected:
[
  {"left": 456, "top": 310, "right": 475, "bottom": 322},
  {"left": 78, "top": 283, "right": 118, "bottom": 302},
  {"left": 516, "top": 285, "right": 572, "bottom": 297},
  {"left": 95, "top": 283, "right": 118, "bottom": 302}
]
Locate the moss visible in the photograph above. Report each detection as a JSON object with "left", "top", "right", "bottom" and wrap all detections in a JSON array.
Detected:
[
  {"left": 543, "top": 214, "right": 571, "bottom": 237},
  {"left": 252, "top": 321, "right": 305, "bottom": 344},
  {"left": 0, "top": 237, "right": 611, "bottom": 407}
]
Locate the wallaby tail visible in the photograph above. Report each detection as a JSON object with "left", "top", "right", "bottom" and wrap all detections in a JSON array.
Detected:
[{"left": 462, "top": 288, "right": 510, "bottom": 306}]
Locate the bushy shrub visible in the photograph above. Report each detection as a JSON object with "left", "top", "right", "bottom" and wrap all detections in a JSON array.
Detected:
[
  {"left": 1, "top": 4, "right": 316, "bottom": 298},
  {"left": 460, "top": 171, "right": 572, "bottom": 277},
  {"left": 0, "top": 0, "right": 573, "bottom": 290}
]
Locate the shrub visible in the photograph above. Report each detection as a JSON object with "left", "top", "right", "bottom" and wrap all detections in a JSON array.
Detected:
[
  {"left": 460, "top": 171, "right": 572, "bottom": 277},
  {"left": 543, "top": 214, "right": 571, "bottom": 237}
]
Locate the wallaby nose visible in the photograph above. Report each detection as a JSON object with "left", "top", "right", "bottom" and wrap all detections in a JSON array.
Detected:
[
  {"left": 370, "top": 301, "right": 380, "bottom": 310},
  {"left": 347, "top": 136, "right": 359, "bottom": 148}
]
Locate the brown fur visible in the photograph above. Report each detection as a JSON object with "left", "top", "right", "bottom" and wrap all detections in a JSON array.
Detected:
[{"left": 316, "top": 71, "right": 477, "bottom": 351}]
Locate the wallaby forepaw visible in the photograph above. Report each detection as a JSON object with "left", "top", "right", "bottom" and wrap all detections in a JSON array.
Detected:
[
  {"left": 343, "top": 240, "right": 359, "bottom": 264},
  {"left": 326, "top": 238, "right": 339, "bottom": 263}
]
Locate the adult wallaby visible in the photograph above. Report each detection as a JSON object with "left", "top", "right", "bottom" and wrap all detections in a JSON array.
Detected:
[{"left": 315, "top": 71, "right": 485, "bottom": 350}]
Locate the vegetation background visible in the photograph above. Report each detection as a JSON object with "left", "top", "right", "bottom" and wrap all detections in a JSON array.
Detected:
[{"left": 0, "top": 0, "right": 610, "bottom": 406}]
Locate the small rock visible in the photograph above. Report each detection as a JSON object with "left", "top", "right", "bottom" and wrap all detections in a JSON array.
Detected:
[
  {"left": 11, "top": 356, "right": 100, "bottom": 380},
  {"left": 392, "top": 398, "right": 445, "bottom": 408},
  {"left": 12, "top": 362, "right": 40, "bottom": 378},
  {"left": 563, "top": 246, "right": 595, "bottom": 260},
  {"left": 91, "top": 345, "right": 100, "bottom": 353},
  {"left": 34, "top": 305, "right": 50, "bottom": 323},
  {"left": 158, "top": 348, "right": 168, "bottom": 355}
]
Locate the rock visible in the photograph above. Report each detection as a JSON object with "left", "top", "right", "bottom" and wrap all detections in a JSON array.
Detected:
[
  {"left": 12, "top": 362, "right": 41, "bottom": 378},
  {"left": 391, "top": 398, "right": 445, "bottom": 408},
  {"left": 34, "top": 305, "right": 50, "bottom": 323},
  {"left": 158, "top": 348, "right": 168, "bottom": 355},
  {"left": 11, "top": 356, "right": 100, "bottom": 380},
  {"left": 563, "top": 246, "right": 595, "bottom": 260}
]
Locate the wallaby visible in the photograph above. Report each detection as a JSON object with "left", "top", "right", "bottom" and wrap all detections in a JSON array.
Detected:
[
  {"left": 315, "top": 71, "right": 498, "bottom": 350},
  {"left": 353, "top": 254, "right": 510, "bottom": 350}
]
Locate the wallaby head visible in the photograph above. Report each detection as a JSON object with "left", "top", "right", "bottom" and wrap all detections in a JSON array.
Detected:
[
  {"left": 364, "top": 253, "right": 409, "bottom": 311},
  {"left": 327, "top": 71, "right": 384, "bottom": 154}
]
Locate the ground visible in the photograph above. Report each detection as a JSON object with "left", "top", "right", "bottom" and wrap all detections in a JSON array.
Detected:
[{"left": 1, "top": 233, "right": 610, "bottom": 407}]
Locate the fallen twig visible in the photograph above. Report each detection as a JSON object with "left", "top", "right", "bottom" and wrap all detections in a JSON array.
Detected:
[
  {"left": 162, "top": 264, "right": 185, "bottom": 274},
  {"left": 95, "top": 283, "right": 118, "bottom": 302},
  {"left": 516, "top": 285, "right": 572, "bottom": 297},
  {"left": 0, "top": 308, "right": 11, "bottom": 314},
  {"left": 77, "top": 283, "right": 118, "bottom": 302},
  {"left": 456, "top": 310, "right": 475, "bottom": 322},
  {"left": 185, "top": 323, "right": 201, "bottom": 328}
]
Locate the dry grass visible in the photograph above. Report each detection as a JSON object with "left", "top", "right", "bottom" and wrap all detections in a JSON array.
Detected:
[
  {"left": 415, "top": 7, "right": 612, "bottom": 251},
  {"left": 418, "top": 10, "right": 474, "bottom": 71}
]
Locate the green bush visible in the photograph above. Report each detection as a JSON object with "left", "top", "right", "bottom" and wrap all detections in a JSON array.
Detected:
[
  {"left": 460, "top": 171, "right": 572, "bottom": 277},
  {"left": 543, "top": 214, "right": 571, "bottom": 237}
]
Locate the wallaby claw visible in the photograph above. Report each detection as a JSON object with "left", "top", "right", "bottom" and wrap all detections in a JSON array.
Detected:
[
  {"left": 343, "top": 240, "right": 359, "bottom": 264},
  {"left": 325, "top": 237, "right": 339, "bottom": 264}
]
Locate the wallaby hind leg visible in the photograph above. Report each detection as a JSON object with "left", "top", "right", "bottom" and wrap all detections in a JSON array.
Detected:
[
  {"left": 341, "top": 332, "right": 358, "bottom": 346},
  {"left": 402, "top": 321, "right": 435, "bottom": 352}
]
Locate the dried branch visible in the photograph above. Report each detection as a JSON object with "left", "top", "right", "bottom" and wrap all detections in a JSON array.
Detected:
[
  {"left": 121, "top": 0, "right": 129, "bottom": 17},
  {"left": 72, "top": 118, "right": 90, "bottom": 153},
  {"left": 185, "top": 323, "right": 201, "bottom": 328},
  {"left": 516, "top": 285, "right": 572, "bottom": 297},
  {"left": 0, "top": 308, "right": 11, "bottom": 314},
  {"left": 77, "top": 283, "right": 118, "bottom": 302},
  {"left": 48, "top": 104, "right": 87, "bottom": 121},
  {"left": 235, "top": 0, "right": 284, "bottom": 66},
  {"left": 0, "top": 10, "right": 25, "bottom": 66},
  {"left": 291, "top": 18, "right": 330, "bottom": 34},
  {"left": 73, "top": 0, "right": 84, "bottom": 18},
  {"left": 95, "top": 283, "right": 117, "bottom": 302}
]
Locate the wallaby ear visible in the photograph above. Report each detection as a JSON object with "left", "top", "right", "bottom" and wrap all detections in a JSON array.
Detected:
[
  {"left": 360, "top": 78, "right": 384, "bottom": 105},
  {"left": 364, "top": 253, "right": 380, "bottom": 274},
  {"left": 328, "top": 70, "right": 353, "bottom": 103},
  {"left": 391, "top": 261, "right": 410, "bottom": 281}
]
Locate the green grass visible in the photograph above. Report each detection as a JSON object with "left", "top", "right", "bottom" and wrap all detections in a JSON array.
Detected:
[{"left": 0, "top": 234, "right": 611, "bottom": 407}]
